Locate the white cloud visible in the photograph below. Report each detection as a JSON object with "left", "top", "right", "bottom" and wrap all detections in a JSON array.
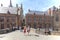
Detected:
[
  {"left": 0, "top": 0, "right": 9, "bottom": 7},
  {"left": 52, "top": 0, "right": 60, "bottom": 8}
]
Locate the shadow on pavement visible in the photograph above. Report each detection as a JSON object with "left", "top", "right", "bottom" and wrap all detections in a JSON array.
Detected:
[{"left": 26, "top": 34, "right": 39, "bottom": 37}]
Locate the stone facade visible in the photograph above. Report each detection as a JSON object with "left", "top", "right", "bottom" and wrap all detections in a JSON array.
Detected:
[
  {"left": 52, "top": 8, "right": 60, "bottom": 30},
  {"left": 48, "top": 6, "right": 60, "bottom": 31}
]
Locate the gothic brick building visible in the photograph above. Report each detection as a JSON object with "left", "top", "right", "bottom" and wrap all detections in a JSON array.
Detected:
[
  {"left": 26, "top": 9, "right": 53, "bottom": 31},
  {"left": 48, "top": 6, "right": 60, "bottom": 31},
  {"left": 0, "top": 0, "right": 23, "bottom": 31}
]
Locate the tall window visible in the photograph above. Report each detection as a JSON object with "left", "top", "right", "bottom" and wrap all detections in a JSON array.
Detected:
[
  {"left": 7, "top": 24, "right": 10, "bottom": 28},
  {"left": 1, "top": 24, "right": 4, "bottom": 29},
  {"left": 0, "top": 16, "right": 4, "bottom": 22},
  {"left": 7, "top": 17, "right": 10, "bottom": 22},
  {"left": 7, "top": 19, "right": 9, "bottom": 22},
  {"left": 11, "top": 16, "right": 16, "bottom": 22},
  {"left": 34, "top": 17, "right": 36, "bottom": 22},
  {"left": 56, "top": 15, "right": 59, "bottom": 21},
  {"left": 39, "top": 17, "right": 42, "bottom": 22},
  {"left": 28, "top": 17, "right": 31, "bottom": 22}
]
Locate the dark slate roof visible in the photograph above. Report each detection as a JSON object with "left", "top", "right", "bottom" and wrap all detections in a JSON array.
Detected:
[{"left": 28, "top": 10, "right": 48, "bottom": 15}]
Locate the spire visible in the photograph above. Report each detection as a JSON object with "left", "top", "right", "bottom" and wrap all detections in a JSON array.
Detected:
[
  {"left": 9, "top": 0, "right": 13, "bottom": 7},
  {"left": 21, "top": 4, "right": 22, "bottom": 9}
]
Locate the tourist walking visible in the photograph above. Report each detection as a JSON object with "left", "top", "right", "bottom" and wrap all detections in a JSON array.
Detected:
[
  {"left": 27, "top": 26, "right": 30, "bottom": 35},
  {"left": 23, "top": 26, "right": 26, "bottom": 35}
]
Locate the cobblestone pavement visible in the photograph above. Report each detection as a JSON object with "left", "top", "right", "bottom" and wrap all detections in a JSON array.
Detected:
[{"left": 0, "top": 29, "right": 60, "bottom": 40}]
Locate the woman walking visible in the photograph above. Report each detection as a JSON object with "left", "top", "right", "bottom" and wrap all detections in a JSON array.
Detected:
[
  {"left": 27, "top": 26, "right": 30, "bottom": 35},
  {"left": 23, "top": 26, "right": 26, "bottom": 35}
]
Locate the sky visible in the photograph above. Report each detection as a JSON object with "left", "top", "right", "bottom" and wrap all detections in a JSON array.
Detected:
[{"left": 0, "top": 0, "right": 60, "bottom": 15}]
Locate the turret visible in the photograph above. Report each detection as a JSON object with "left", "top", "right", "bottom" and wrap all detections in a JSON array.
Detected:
[
  {"left": 9, "top": 0, "right": 13, "bottom": 7},
  {"left": 21, "top": 4, "right": 22, "bottom": 9},
  {"left": 48, "top": 8, "right": 52, "bottom": 16},
  {"left": 20, "top": 3, "right": 23, "bottom": 21}
]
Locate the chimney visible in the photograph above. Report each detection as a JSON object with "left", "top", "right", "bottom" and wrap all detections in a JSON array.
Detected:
[
  {"left": 16, "top": 4, "right": 18, "bottom": 8},
  {"left": 48, "top": 8, "right": 51, "bottom": 15},
  {"left": 56, "top": 8, "right": 58, "bottom": 11},
  {"left": 1, "top": 4, "right": 3, "bottom": 7},
  {"left": 28, "top": 9, "right": 30, "bottom": 12},
  {"left": 53, "top": 6, "right": 56, "bottom": 11}
]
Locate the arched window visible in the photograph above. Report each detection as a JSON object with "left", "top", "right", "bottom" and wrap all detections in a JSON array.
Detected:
[
  {"left": 0, "top": 16, "right": 4, "bottom": 22},
  {"left": 34, "top": 16, "right": 36, "bottom": 22}
]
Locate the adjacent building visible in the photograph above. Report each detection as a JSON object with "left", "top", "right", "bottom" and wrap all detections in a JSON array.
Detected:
[
  {"left": 26, "top": 9, "right": 53, "bottom": 31},
  {"left": 48, "top": 6, "right": 60, "bottom": 31},
  {"left": 0, "top": 0, "right": 23, "bottom": 31}
]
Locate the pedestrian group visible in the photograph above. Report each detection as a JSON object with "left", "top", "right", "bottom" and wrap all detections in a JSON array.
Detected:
[{"left": 20, "top": 25, "right": 30, "bottom": 35}]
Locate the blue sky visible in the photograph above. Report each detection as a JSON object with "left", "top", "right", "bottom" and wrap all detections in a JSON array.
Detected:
[{"left": 0, "top": 0, "right": 60, "bottom": 15}]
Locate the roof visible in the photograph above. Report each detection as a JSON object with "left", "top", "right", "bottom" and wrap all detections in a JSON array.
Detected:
[
  {"left": 0, "top": 7, "right": 21, "bottom": 14},
  {"left": 27, "top": 10, "right": 48, "bottom": 15}
]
